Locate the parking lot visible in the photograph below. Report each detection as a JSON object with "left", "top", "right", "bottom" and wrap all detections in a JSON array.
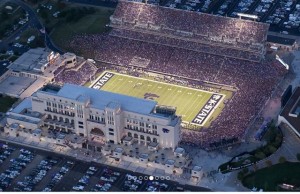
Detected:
[
  {"left": 0, "top": 141, "right": 210, "bottom": 192},
  {"left": 0, "top": 61, "right": 9, "bottom": 76},
  {"left": 157, "top": 0, "right": 300, "bottom": 35}
]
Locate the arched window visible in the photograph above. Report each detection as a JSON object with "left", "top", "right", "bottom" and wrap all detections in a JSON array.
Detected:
[
  {"left": 134, "top": 134, "right": 138, "bottom": 139},
  {"left": 128, "top": 132, "right": 132, "bottom": 137},
  {"left": 153, "top": 138, "right": 157, "bottom": 143},
  {"left": 147, "top": 136, "right": 151, "bottom": 142},
  {"left": 140, "top": 135, "right": 145, "bottom": 140},
  {"left": 91, "top": 128, "right": 104, "bottom": 136}
]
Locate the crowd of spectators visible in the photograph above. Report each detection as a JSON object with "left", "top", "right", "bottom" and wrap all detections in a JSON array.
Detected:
[
  {"left": 109, "top": 29, "right": 261, "bottom": 62},
  {"left": 54, "top": 61, "right": 98, "bottom": 86},
  {"left": 111, "top": 1, "right": 269, "bottom": 54},
  {"left": 61, "top": 1, "right": 287, "bottom": 149}
]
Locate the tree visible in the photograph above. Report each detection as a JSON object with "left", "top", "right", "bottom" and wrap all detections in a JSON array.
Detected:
[
  {"left": 264, "top": 181, "right": 269, "bottom": 191},
  {"left": 45, "top": 18, "right": 50, "bottom": 25},
  {"left": 40, "top": 9, "right": 48, "bottom": 20},
  {"left": 27, "top": 0, "right": 39, "bottom": 4},
  {"left": 279, "top": 156, "right": 286, "bottom": 163},
  {"left": 265, "top": 160, "right": 272, "bottom": 167},
  {"left": 267, "top": 145, "right": 277, "bottom": 154},
  {"left": 4, "top": 24, "right": 12, "bottom": 32},
  {"left": 255, "top": 151, "right": 266, "bottom": 160},
  {"left": 237, "top": 171, "right": 244, "bottom": 181},
  {"left": 1, "top": 10, "right": 9, "bottom": 20},
  {"left": 56, "top": 0, "right": 66, "bottom": 10},
  {"left": 242, "top": 168, "right": 249, "bottom": 174},
  {"left": 253, "top": 163, "right": 258, "bottom": 172},
  {"left": 297, "top": 153, "right": 300, "bottom": 162}
]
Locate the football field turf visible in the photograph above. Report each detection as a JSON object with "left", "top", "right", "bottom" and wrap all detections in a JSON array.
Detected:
[{"left": 91, "top": 71, "right": 225, "bottom": 126}]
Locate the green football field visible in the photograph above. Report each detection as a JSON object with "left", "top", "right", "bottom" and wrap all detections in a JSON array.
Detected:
[{"left": 91, "top": 72, "right": 226, "bottom": 126}]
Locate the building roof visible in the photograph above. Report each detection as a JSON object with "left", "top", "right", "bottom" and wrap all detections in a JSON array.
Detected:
[
  {"left": 267, "top": 35, "right": 296, "bottom": 46},
  {"left": 114, "top": 147, "right": 123, "bottom": 153},
  {"left": 193, "top": 166, "right": 202, "bottom": 171},
  {"left": 174, "top": 147, "right": 185, "bottom": 154},
  {"left": 123, "top": 136, "right": 133, "bottom": 141},
  {"left": 32, "top": 128, "right": 42, "bottom": 134},
  {"left": 56, "top": 84, "right": 158, "bottom": 115},
  {"left": 165, "top": 159, "right": 175, "bottom": 165},
  {"left": 280, "top": 86, "right": 300, "bottom": 133},
  {"left": 10, "top": 123, "right": 20, "bottom": 129},
  {"left": 139, "top": 153, "right": 149, "bottom": 159},
  {"left": 11, "top": 98, "right": 31, "bottom": 114},
  {"left": 148, "top": 142, "right": 159, "bottom": 147},
  {"left": 8, "top": 47, "right": 50, "bottom": 73}
]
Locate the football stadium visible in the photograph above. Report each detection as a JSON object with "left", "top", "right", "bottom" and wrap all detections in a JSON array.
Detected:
[
  {"left": 54, "top": 0, "right": 287, "bottom": 149},
  {"left": 89, "top": 71, "right": 233, "bottom": 128}
]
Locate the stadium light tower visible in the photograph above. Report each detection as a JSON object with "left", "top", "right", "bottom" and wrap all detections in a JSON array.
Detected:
[
  {"left": 237, "top": 13, "right": 258, "bottom": 21},
  {"left": 276, "top": 55, "right": 289, "bottom": 70}
]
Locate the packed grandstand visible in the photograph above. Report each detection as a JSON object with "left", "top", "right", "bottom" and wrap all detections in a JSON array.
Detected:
[
  {"left": 54, "top": 0, "right": 287, "bottom": 150},
  {"left": 110, "top": 0, "right": 269, "bottom": 62}
]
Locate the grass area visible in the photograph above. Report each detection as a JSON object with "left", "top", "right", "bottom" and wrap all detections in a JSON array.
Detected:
[
  {"left": 0, "top": 95, "right": 18, "bottom": 113},
  {"left": 242, "top": 162, "right": 300, "bottom": 191},
  {"left": 9, "top": 55, "right": 19, "bottom": 62},
  {"left": 18, "top": 27, "right": 44, "bottom": 48},
  {"left": 88, "top": 71, "right": 230, "bottom": 127},
  {"left": 49, "top": 6, "right": 114, "bottom": 54},
  {"left": 19, "top": 28, "right": 37, "bottom": 43},
  {"left": 0, "top": 54, "right": 19, "bottom": 62},
  {"left": 26, "top": 0, "right": 114, "bottom": 54},
  {"left": 0, "top": 54, "right": 9, "bottom": 61}
]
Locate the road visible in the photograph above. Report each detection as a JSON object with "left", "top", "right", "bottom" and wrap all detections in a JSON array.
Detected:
[
  {"left": 15, "top": 0, "right": 64, "bottom": 54},
  {"left": 0, "top": 0, "right": 64, "bottom": 54}
]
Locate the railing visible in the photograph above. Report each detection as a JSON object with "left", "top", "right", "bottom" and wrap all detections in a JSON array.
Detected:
[
  {"left": 44, "top": 109, "right": 75, "bottom": 117},
  {"left": 125, "top": 127, "right": 159, "bottom": 136},
  {"left": 87, "top": 119, "right": 106, "bottom": 125},
  {"left": 44, "top": 119, "right": 74, "bottom": 128}
]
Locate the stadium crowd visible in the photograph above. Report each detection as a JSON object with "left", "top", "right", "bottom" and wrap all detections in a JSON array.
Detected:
[
  {"left": 57, "top": 1, "right": 287, "bottom": 149},
  {"left": 109, "top": 29, "right": 261, "bottom": 62},
  {"left": 54, "top": 61, "right": 98, "bottom": 86},
  {"left": 111, "top": 1, "right": 269, "bottom": 52}
]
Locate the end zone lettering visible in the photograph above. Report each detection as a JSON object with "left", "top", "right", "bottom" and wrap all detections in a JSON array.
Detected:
[
  {"left": 92, "top": 72, "right": 114, "bottom": 89},
  {"left": 192, "top": 94, "right": 223, "bottom": 125}
]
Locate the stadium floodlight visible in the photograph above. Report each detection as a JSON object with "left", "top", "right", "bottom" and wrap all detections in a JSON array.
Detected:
[
  {"left": 276, "top": 55, "right": 289, "bottom": 70},
  {"left": 237, "top": 13, "right": 258, "bottom": 20}
]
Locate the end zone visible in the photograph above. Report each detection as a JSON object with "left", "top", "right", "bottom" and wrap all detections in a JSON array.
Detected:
[
  {"left": 191, "top": 93, "right": 224, "bottom": 126},
  {"left": 90, "top": 72, "right": 115, "bottom": 89}
]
